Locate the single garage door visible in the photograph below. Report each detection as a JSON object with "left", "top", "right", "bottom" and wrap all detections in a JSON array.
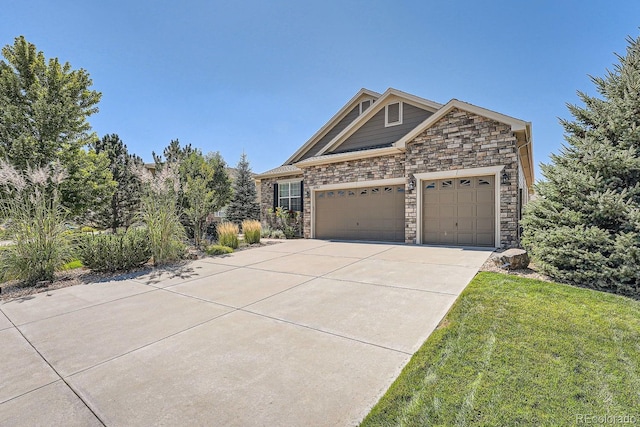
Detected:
[
  {"left": 422, "top": 176, "right": 495, "bottom": 246},
  {"left": 315, "top": 184, "right": 405, "bottom": 242}
]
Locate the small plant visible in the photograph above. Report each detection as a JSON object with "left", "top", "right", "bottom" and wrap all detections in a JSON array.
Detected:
[
  {"left": 271, "top": 229, "right": 285, "bottom": 239},
  {"left": 242, "top": 219, "right": 261, "bottom": 244},
  {"left": 217, "top": 221, "right": 239, "bottom": 249},
  {"left": 205, "top": 244, "right": 234, "bottom": 255},
  {"left": 260, "top": 225, "right": 273, "bottom": 238},
  {"left": 78, "top": 228, "right": 151, "bottom": 272},
  {"left": 80, "top": 226, "right": 97, "bottom": 233},
  {"left": 61, "top": 259, "right": 84, "bottom": 270}
]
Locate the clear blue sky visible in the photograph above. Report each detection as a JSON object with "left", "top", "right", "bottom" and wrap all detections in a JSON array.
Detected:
[{"left": 3, "top": 1, "right": 639, "bottom": 179}]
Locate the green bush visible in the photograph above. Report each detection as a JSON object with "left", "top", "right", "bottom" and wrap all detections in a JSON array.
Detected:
[
  {"left": 205, "top": 244, "right": 234, "bottom": 255},
  {"left": 242, "top": 219, "right": 261, "bottom": 244},
  {"left": 78, "top": 228, "right": 151, "bottom": 272},
  {"left": 218, "top": 222, "right": 239, "bottom": 249},
  {"left": 80, "top": 226, "right": 97, "bottom": 233}
]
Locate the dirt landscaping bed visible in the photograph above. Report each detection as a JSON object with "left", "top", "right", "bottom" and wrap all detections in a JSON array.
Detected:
[{"left": 0, "top": 239, "right": 284, "bottom": 301}]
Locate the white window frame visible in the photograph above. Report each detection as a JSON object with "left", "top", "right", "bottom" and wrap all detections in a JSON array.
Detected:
[
  {"left": 359, "top": 99, "right": 373, "bottom": 114},
  {"left": 277, "top": 179, "right": 302, "bottom": 212},
  {"left": 385, "top": 101, "right": 403, "bottom": 127}
]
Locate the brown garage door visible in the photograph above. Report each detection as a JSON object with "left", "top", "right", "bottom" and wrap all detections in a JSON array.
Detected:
[
  {"left": 315, "top": 184, "right": 405, "bottom": 242},
  {"left": 422, "top": 176, "right": 495, "bottom": 246}
]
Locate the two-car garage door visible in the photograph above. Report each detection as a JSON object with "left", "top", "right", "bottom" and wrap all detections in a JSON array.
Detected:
[
  {"left": 313, "top": 175, "right": 496, "bottom": 246},
  {"left": 314, "top": 184, "right": 405, "bottom": 242}
]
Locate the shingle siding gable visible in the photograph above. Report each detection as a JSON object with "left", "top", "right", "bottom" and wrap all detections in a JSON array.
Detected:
[
  {"left": 298, "top": 106, "right": 360, "bottom": 161},
  {"left": 333, "top": 103, "right": 433, "bottom": 154}
]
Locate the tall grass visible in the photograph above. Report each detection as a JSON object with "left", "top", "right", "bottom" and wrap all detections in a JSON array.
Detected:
[
  {"left": 218, "top": 221, "right": 239, "bottom": 249},
  {"left": 241, "top": 219, "right": 261, "bottom": 244},
  {"left": 0, "top": 161, "right": 71, "bottom": 283},
  {"left": 134, "top": 164, "right": 186, "bottom": 265}
]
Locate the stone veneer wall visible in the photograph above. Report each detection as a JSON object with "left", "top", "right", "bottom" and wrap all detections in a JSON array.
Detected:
[
  {"left": 301, "top": 154, "right": 405, "bottom": 238},
  {"left": 404, "top": 108, "right": 519, "bottom": 247},
  {"left": 258, "top": 175, "right": 304, "bottom": 221}
]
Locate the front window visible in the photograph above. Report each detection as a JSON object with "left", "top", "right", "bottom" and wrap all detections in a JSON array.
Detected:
[{"left": 278, "top": 181, "right": 301, "bottom": 211}]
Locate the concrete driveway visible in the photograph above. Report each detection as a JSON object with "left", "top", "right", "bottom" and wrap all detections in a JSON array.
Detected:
[{"left": 0, "top": 240, "right": 492, "bottom": 426}]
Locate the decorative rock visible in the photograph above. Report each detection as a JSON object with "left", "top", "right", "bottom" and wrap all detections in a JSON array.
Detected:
[{"left": 493, "top": 248, "right": 530, "bottom": 270}]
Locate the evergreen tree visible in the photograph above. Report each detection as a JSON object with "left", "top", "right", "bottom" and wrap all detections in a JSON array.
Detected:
[
  {"left": 92, "top": 134, "right": 144, "bottom": 232},
  {"left": 522, "top": 34, "right": 640, "bottom": 296},
  {"left": 226, "top": 153, "right": 260, "bottom": 225}
]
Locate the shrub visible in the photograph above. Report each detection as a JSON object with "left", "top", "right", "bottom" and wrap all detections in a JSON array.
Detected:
[
  {"left": 78, "top": 228, "right": 151, "bottom": 272},
  {"left": 264, "top": 207, "right": 302, "bottom": 239},
  {"left": 205, "top": 244, "right": 234, "bottom": 255},
  {"left": 0, "top": 161, "right": 71, "bottom": 283},
  {"left": 80, "top": 226, "right": 97, "bottom": 233},
  {"left": 218, "top": 221, "right": 239, "bottom": 249},
  {"left": 242, "top": 219, "right": 261, "bottom": 244}
]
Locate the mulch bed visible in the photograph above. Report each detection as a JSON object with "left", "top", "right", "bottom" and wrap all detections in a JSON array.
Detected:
[{"left": 0, "top": 239, "right": 284, "bottom": 302}]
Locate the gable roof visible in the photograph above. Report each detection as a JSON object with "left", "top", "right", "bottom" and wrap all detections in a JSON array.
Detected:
[
  {"left": 284, "top": 88, "right": 381, "bottom": 165},
  {"left": 314, "top": 88, "right": 443, "bottom": 156},
  {"left": 258, "top": 89, "right": 534, "bottom": 188}
]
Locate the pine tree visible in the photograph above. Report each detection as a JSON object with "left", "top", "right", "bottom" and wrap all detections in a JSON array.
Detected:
[
  {"left": 92, "top": 134, "right": 143, "bottom": 232},
  {"left": 226, "top": 153, "right": 260, "bottom": 225},
  {"left": 522, "top": 34, "right": 640, "bottom": 296}
]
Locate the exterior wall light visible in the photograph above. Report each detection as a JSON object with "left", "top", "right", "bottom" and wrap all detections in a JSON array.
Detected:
[
  {"left": 407, "top": 175, "right": 416, "bottom": 191},
  {"left": 501, "top": 171, "right": 510, "bottom": 185}
]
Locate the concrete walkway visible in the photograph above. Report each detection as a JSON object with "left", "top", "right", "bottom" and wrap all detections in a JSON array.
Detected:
[{"left": 0, "top": 240, "right": 492, "bottom": 426}]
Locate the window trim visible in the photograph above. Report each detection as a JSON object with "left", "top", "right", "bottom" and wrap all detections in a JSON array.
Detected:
[
  {"left": 385, "top": 101, "right": 403, "bottom": 127},
  {"left": 359, "top": 99, "right": 373, "bottom": 115}
]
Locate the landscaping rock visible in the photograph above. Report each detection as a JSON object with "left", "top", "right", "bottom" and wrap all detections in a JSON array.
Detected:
[{"left": 493, "top": 248, "right": 530, "bottom": 270}]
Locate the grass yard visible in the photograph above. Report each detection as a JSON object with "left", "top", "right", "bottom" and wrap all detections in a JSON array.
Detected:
[{"left": 362, "top": 272, "right": 640, "bottom": 426}]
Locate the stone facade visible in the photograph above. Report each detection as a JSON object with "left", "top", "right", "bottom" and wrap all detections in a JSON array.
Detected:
[
  {"left": 301, "top": 154, "right": 405, "bottom": 238},
  {"left": 260, "top": 108, "right": 522, "bottom": 248},
  {"left": 404, "top": 108, "right": 519, "bottom": 247}
]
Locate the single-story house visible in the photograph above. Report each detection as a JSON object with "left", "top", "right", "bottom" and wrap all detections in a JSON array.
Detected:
[{"left": 255, "top": 88, "right": 533, "bottom": 248}]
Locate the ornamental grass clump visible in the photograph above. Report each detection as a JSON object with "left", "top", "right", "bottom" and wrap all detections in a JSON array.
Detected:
[
  {"left": 134, "top": 163, "right": 186, "bottom": 265},
  {"left": 0, "top": 161, "right": 71, "bottom": 283},
  {"left": 217, "top": 221, "right": 239, "bottom": 249},
  {"left": 241, "top": 219, "right": 261, "bottom": 244}
]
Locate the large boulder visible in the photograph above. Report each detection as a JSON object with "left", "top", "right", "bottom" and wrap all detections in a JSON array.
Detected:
[{"left": 493, "top": 248, "right": 530, "bottom": 270}]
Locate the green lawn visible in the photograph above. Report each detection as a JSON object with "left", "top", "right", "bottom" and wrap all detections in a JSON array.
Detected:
[{"left": 362, "top": 272, "right": 640, "bottom": 426}]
